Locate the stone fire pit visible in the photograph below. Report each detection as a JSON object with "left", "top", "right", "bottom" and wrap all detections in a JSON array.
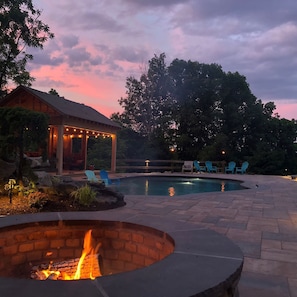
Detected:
[{"left": 0, "top": 212, "right": 243, "bottom": 297}]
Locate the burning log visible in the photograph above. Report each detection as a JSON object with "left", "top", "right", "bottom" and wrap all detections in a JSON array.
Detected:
[
  {"left": 31, "top": 230, "right": 102, "bottom": 280},
  {"left": 31, "top": 254, "right": 101, "bottom": 280}
]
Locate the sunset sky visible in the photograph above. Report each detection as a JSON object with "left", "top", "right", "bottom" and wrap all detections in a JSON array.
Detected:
[{"left": 29, "top": 0, "right": 297, "bottom": 119}]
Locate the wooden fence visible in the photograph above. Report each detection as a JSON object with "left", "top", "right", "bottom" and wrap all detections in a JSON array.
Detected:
[{"left": 116, "top": 159, "right": 227, "bottom": 173}]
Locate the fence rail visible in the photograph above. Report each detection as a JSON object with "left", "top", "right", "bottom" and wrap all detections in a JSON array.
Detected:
[{"left": 116, "top": 159, "right": 226, "bottom": 173}]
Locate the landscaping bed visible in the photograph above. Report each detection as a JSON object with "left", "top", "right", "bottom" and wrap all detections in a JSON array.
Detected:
[
  {"left": 0, "top": 192, "right": 126, "bottom": 215},
  {"left": 0, "top": 174, "right": 126, "bottom": 216}
]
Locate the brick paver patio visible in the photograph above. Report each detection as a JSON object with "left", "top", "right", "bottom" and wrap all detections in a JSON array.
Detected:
[
  {"left": 2, "top": 172, "right": 297, "bottom": 296},
  {"left": 107, "top": 173, "right": 297, "bottom": 297}
]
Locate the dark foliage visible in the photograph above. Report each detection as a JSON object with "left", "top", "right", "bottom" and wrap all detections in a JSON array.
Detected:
[{"left": 110, "top": 53, "right": 297, "bottom": 175}]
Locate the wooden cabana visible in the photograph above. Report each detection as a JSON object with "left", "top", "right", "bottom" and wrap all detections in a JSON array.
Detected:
[{"left": 0, "top": 86, "right": 121, "bottom": 175}]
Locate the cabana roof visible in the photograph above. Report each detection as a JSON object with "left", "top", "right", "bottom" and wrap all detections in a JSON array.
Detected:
[{"left": 0, "top": 85, "right": 120, "bottom": 130}]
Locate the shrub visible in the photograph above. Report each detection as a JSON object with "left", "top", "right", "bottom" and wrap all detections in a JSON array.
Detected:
[
  {"left": 28, "top": 191, "right": 49, "bottom": 210},
  {"left": 70, "top": 185, "right": 96, "bottom": 206}
]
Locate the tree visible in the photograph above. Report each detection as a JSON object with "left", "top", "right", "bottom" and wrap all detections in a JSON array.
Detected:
[
  {"left": 0, "top": 0, "right": 54, "bottom": 97},
  {"left": 112, "top": 53, "right": 175, "bottom": 158},
  {"left": 114, "top": 53, "right": 297, "bottom": 174},
  {"left": 217, "top": 71, "right": 265, "bottom": 161},
  {"left": 48, "top": 88, "right": 59, "bottom": 96},
  {"left": 0, "top": 107, "right": 49, "bottom": 181},
  {"left": 115, "top": 53, "right": 173, "bottom": 138},
  {"left": 249, "top": 116, "right": 297, "bottom": 174},
  {"left": 168, "top": 59, "right": 225, "bottom": 159}
]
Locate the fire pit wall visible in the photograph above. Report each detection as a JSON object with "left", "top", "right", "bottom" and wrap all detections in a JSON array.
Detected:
[{"left": 0, "top": 220, "right": 175, "bottom": 279}]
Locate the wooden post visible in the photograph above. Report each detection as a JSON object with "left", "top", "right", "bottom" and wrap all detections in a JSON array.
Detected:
[
  {"left": 84, "top": 131, "right": 88, "bottom": 170},
  {"left": 111, "top": 134, "right": 117, "bottom": 173},
  {"left": 56, "top": 125, "right": 64, "bottom": 175}
]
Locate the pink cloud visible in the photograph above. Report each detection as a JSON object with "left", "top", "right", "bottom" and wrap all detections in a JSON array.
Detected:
[
  {"left": 31, "top": 65, "right": 125, "bottom": 118},
  {"left": 274, "top": 101, "right": 297, "bottom": 120}
]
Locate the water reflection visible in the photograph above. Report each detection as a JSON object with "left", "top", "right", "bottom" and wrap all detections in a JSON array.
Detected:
[
  {"left": 221, "top": 181, "right": 225, "bottom": 192},
  {"left": 145, "top": 179, "right": 149, "bottom": 195},
  {"left": 168, "top": 187, "right": 175, "bottom": 197}
]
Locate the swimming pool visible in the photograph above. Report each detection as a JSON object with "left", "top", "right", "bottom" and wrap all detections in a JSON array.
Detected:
[{"left": 115, "top": 176, "right": 245, "bottom": 196}]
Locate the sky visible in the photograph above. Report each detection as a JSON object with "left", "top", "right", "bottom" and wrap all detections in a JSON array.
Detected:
[{"left": 28, "top": 0, "right": 297, "bottom": 120}]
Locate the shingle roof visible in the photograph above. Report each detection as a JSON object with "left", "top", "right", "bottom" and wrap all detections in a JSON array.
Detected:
[{"left": 9, "top": 86, "right": 121, "bottom": 129}]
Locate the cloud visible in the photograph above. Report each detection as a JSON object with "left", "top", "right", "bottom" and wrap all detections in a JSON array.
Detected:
[
  {"left": 111, "top": 47, "right": 150, "bottom": 63},
  {"left": 28, "top": 41, "right": 65, "bottom": 68},
  {"left": 66, "top": 47, "right": 93, "bottom": 67},
  {"left": 44, "top": 1, "right": 129, "bottom": 34},
  {"left": 164, "top": 1, "right": 297, "bottom": 105},
  {"left": 33, "top": 76, "right": 75, "bottom": 89},
  {"left": 60, "top": 35, "right": 79, "bottom": 48},
  {"left": 31, "top": 51, "right": 64, "bottom": 67},
  {"left": 29, "top": 0, "right": 297, "bottom": 119},
  {"left": 68, "top": 12, "right": 126, "bottom": 32},
  {"left": 122, "top": 0, "right": 189, "bottom": 8}
]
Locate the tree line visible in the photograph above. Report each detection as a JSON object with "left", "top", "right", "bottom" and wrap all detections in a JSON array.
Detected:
[{"left": 110, "top": 53, "right": 297, "bottom": 175}]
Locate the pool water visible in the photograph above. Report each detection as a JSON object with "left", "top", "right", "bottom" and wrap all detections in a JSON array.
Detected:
[{"left": 115, "top": 176, "right": 245, "bottom": 196}]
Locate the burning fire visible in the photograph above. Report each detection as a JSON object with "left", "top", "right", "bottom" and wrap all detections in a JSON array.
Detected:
[{"left": 33, "top": 229, "right": 102, "bottom": 280}]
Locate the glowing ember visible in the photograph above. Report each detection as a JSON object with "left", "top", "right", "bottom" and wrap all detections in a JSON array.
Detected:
[{"left": 32, "top": 229, "right": 102, "bottom": 280}]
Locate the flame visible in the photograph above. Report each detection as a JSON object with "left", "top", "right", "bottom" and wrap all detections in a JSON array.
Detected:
[
  {"left": 37, "top": 229, "right": 101, "bottom": 280},
  {"left": 74, "top": 229, "right": 92, "bottom": 280}
]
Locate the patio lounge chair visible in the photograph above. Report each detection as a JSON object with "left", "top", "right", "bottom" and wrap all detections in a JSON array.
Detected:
[
  {"left": 85, "top": 170, "right": 100, "bottom": 182},
  {"left": 205, "top": 161, "right": 217, "bottom": 173},
  {"left": 99, "top": 170, "right": 120, "bottom": 186},
  {"left": 235, "top": 161, "right": 249, "bottom": 174},
  {"left": 182, "top": 161, "right": 193, "bottom": 173},
  {"left": 225, "top": 161, "right": 236, "bottom": 174},
  {"left": 193, "top": 160, "right": 206, "bottom": 173}
]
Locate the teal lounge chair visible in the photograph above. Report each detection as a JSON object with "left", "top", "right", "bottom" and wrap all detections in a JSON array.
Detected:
[
  {"left": 193, "top": 160, "right": 206, "bottom": 173},
  {"left": 205, "top": 161, "right": 217, "bottom": 173},
  {"left": 99, "top": 170, "right": 120, "bottom": 186},
  {"left": 236, "top": 161, "right": 249, "bottom": 174},
  {"left": 85, "top": 170, "right": 100, "bottom": 182},
  {"left": 225, "top": 161, "right": 236, "bottom": 174}
]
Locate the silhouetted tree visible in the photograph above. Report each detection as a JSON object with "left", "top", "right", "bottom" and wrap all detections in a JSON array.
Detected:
[
  {"left": 168, "top": 59, "right": 225, "bottom": 159},
  {"left": 0, "top": 107, "right": 49, "bottom": 181},
  {"left": 0, "top": 0, "right": 54, "bottom": 97},
  {"left": 113, "top": 54, "right": 297, "bottom": 174},
  {"left": 48, "top": 88, "right": 59, "bottom": 96}
]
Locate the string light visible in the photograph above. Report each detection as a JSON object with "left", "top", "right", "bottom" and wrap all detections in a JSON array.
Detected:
[{"left": 56, "top": 126, "right": 112, "bottom": 138}]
